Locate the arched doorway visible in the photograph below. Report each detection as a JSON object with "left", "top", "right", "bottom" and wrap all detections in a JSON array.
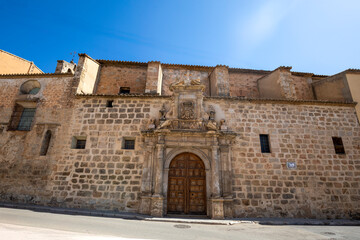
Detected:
[{"left": 167, "top": 153, "right": 206, "bottom": 215}]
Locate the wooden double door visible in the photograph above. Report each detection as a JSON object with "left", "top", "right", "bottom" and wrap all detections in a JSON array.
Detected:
[{"left": 167, "top": 153, "right": 206, "bottom": 215}]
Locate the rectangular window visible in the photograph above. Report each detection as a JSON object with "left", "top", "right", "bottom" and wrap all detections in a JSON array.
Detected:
[
  {"left": 72, "top": 136, "right": 86, "bottom": 149},
  {"left": 17, "top": 108, "right": 36, "bottom": 131},
  {"left": 106, "top": 100, "right": 114, "bottom": 108},
  {"left": 332, "top": 137, "right": 345, "bottom": 154},
  {"left": 260, "top": 134, "right": 271, "bottom": 153},
  {"left": 119, "top": 87, "right": 130, "bottom": 94},
  {"left": 123, "top": 139, "right": 135, "bottom": 150}
]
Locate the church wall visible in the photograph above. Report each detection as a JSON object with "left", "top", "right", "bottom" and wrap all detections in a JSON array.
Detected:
[
  {"left": 49, "top": 97, "right": 170, "bottom": 211},
  {"left": 0, "top": 75, "right": 75, "bottom": 205},
  {"left": 228, "top": 71, "right": 266, "bottom": 98},
  {"left": 290, "top": 75, "right": 315, "bottom": 100},
  {"left": 96, "top": 65, "right": 147, "bottom": 95},
  {"left": 207, "top": 98, "right": 360, "bottom": 219}
]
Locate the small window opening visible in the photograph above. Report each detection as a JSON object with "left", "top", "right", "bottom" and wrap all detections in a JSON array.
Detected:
[
  {"left": 332, "top": 137, "right": 345, "bottom": 154},
  {"left": 119, "top": 87, "right": 130, "bottom": 94},
  {"left": 40, "top": 130, "right": 52, "bottom": 156},
  {"left": 106, "top": 100, "right": 114, "bottom": 108},
  {"left": 72, "top": 136, "right": 86, "bottom": 149},
  {"left": 123, "top": 139, "right": 135, "bottom": 150},
  {"left": 260, "top": 134, "right": 271, "bottom": 153}
]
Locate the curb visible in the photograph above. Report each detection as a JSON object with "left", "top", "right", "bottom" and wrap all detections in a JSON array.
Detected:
[{"left": 0, "top": 202, "right": 359, "bottom": 226}]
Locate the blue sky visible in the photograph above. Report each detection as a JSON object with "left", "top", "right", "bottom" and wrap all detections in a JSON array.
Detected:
[{"left": 1, "top": 0, "right": 360, "bottom": 75}]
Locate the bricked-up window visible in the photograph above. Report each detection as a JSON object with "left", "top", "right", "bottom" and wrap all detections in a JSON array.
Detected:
[
  {"left": 72, "top": 136, "right": 86, "bottom": 149},
  {"left": 123, "top": 139, "right": 135, "bottom": 150},
  {"left": 332, "top": 137, "right": 345, "bottom": 154},
  {"left": 106, "top": 100, "right": 113, "bottom": 107},
  {"left": 260, "top": 134, "right": 271, "bottom": 153},
  {"left": 40, "top": 130, "right": 52, "bottom": 156},
  {"left": 119, "top": 87, "right": 130, "bottom": 94}
]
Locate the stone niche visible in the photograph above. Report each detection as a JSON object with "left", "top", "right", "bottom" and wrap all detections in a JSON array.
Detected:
[{"left": 139, "top": 78, "right": 236, "bottom": 219}]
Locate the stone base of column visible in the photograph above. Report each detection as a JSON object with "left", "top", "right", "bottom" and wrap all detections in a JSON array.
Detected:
[
  {"left": 150, "top": 195, "right": 165, "bottom": 217},
  {"left": 210, "top": 198, "right": 225, "bottom": 219},
  {"left": 223, "top": 198, "right": 233, "bottom": 218},
  {"left": 139, "top": 195, "right": 152, "bottom": 215}
]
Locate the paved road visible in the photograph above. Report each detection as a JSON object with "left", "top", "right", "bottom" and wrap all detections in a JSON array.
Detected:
[{"left": 0, "top": 207, "right": 359, "bottom": 240}]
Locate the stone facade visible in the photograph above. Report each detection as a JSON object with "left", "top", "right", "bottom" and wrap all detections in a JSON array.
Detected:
[{"left": 0, "top": 53, "right": 359, "bottom": 220}]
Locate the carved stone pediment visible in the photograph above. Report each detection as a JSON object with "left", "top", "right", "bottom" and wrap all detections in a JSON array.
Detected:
[{"left": 145, "top": 78, "right": 232, "bottom": 133}]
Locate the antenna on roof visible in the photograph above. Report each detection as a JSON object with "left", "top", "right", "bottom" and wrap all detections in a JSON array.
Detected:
[{"left": 70, "top": 51, "right": 77, "bottom": 63}]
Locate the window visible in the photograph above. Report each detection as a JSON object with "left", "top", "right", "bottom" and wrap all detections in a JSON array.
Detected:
[
  {"left": 17, "top": 108, "right": 36, "bottom": 131},
  {"left": 260, "top": 134, "right": 271, "bottom": 153},
  {"left": 72, "top": 136, "right": 86, "bottom": 149},
  {"left": 106, "top": 100, "right": 114, "bottom": 108},
  {"left": 119, "top": 87, "right": 130, "bottom": 94},
  {"left": 123, "top": 139, "right": 135, "bottom": 150},
  {"left": 40, "top": 130, "right": 52, "bottom": 156},
  {"left": 8, "top": 104, "right": 37, "bottom": 131},
  {"left": 332, "top": 137, "right": 345, "bottom": 154}
]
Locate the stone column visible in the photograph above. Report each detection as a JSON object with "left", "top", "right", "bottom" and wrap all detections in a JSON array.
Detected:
[
  {"left": 211, "top": 145, "right": 221, "bottom": 197},
  {"left": 220, "top": 145, "right": 233, "bottom": 218},
  {"left": 154, "top": 143, "right": 165, "bottom": 196},
  {"left": 151, "top": 134, "right": 165, "bottom": 217},
  {"left": 139, "top": 144, "right": 154, "bottom": 215},
  {"left": 210, "top": 139, "right": 225, "bottom": 219}
]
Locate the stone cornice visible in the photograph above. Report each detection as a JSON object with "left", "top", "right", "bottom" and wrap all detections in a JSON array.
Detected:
[
  {"left": 75, "top": 94, "right": 356, "bottom": 106},
  {"left": 204, "top": 96, "right": 356, "bottom": 107}
]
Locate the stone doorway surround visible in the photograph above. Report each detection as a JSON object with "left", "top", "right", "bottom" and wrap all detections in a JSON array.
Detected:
[{"left": 139, "top": 77, "right": 236, "bottom": 219}]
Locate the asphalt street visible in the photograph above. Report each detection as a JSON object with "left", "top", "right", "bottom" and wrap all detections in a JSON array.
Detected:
[{"left": 0, "top": 207, "right": 359, "bottom": 240}]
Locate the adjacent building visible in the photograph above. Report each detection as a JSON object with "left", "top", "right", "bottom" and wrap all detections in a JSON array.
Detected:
[{"left": 0, "top": 53, "right": 359, "bottom": 219}]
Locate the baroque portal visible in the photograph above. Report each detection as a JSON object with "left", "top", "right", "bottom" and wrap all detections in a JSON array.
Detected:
[{"left": 139, "top": 79, "right": 236, "bottom": 219}]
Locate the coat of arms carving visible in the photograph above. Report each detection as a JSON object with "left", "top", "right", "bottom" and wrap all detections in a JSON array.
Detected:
[{"left": 180, "top": 101, "right": 195, "bottom": 120}]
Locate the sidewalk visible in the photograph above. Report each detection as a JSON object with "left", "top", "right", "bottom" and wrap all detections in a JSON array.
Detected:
[{"left": 1, "top": 202, "right": 359, "bottom": 226}]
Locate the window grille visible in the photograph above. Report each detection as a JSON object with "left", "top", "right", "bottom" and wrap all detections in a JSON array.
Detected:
[{"left": 124, "top": 139, "right": 135, "bottom": 150}]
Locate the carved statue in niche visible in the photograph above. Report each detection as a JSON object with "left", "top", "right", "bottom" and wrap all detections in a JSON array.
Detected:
[
  {"left": 206, "top": 105, "right": 218, "bottom": 131},
  {"left": 159, "top": 104, "right": 167, "bottom": 121},
  {"left": 180, "top": 101, "right": 195, "bottom": 120}
]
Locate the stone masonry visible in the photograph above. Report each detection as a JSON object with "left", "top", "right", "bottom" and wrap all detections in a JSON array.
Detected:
[{"left": 0, "top": 53, "right": 359, "bottom": 219}]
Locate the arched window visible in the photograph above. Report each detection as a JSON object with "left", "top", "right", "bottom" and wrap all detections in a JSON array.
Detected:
[{"left": 40, "top": 130, "right": 52, "bottom": 156}]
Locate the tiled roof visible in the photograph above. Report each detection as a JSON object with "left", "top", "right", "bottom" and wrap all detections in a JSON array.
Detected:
[{"left": 0, "top": 72, "right": 73, "bottom": 78}]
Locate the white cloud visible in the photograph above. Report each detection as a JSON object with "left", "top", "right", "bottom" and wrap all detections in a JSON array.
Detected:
[{"left": 240, "top": 0, "right": 297, "bottom": 47}]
